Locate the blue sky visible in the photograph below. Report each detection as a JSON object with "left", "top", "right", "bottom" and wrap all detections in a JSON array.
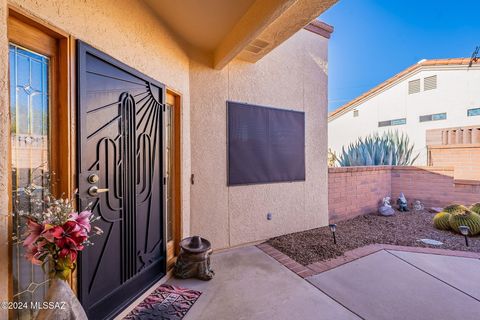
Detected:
[{"left": 320, "top": 0, "right": 480, "bottom": 112}]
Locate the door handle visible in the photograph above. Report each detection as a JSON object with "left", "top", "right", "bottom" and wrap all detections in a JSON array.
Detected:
[{"left": 88, "top": 186, "right": 109, "bottom": 197}]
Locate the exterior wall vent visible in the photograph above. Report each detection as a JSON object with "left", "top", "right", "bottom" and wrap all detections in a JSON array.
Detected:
[
  {"left": 244, "top": 39, "right": 270, "bottom": 55},
  {"left": 353, "top": 109, "right": 359, "bottom": 117},
  {"left": 424, "top": 75, "right": 437, "bottom": 91},
  {"left": 408, "top": 79, "right": 420, "bottom": 94},
  {"left": 251, "top": 39, "right": 269, "bottom": 49},
  {"left": 245, "top": 45, "right": 263, "bottom": 54}
]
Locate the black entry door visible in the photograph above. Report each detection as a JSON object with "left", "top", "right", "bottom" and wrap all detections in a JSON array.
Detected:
[{"left": 77, "top": 41, "right": 166, "bottom": 320}]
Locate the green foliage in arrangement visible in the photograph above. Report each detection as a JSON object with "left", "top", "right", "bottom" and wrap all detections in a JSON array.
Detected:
[
  {"left": 337, "top": 131, "right": 419, "bottom": 167},
  {"left": 448, "top": 207, "right": 480, "bottom": 236},
  {"left": 470, "top": 203, "right": 480, "bottom": 215},
  {"left": 433, "top": 212, "right": 451, "bottom": 230}
]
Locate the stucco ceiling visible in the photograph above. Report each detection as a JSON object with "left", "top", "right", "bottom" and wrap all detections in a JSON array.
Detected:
[
  {"left": 143, "top": 0, "right": 338, "bottom": 69},
  {"left": 144, "top": 0, "right": 256, "bottom": 51}
]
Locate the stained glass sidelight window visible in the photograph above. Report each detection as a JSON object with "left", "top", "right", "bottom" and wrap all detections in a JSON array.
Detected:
[{"left": 9, "top": 43, "right": 50, "bottom": 319}]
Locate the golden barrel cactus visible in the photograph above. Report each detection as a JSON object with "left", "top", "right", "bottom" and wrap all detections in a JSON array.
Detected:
[
  {"left": 470, "top": 203, "right": 480, "bottom": 215},
  {"left": 448, "top": 206, "right": 480, "bottom": 236},
  {"left": 443, "top": 204, "right": 468, "bottom": 215},
  {"left": 433, "top": 212, "right": 451, "bottom": 230}
]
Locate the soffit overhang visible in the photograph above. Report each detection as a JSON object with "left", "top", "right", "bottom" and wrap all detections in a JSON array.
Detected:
[{"left": 144, "top": 0, "right": 338, "bottom": 69}]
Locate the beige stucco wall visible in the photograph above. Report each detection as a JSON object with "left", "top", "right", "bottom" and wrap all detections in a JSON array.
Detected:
[{"left": 190, "top": 29, "right": 329, "bottom": 249}]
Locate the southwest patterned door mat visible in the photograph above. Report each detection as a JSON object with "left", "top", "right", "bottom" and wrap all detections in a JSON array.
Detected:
[{"left": 124, "top": 284, "right": 202, "bottom": 320}]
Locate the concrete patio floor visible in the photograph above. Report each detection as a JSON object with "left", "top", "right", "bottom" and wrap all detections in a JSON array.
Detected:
[
  {"left": 168, "top": 246, "right": 480, "bottom": 320},
  {"left": 168, "top": 246, "right": 360, "bottom": 320},
  {"left": 307, "top": 250, "right": 480, "bottom": 320}
]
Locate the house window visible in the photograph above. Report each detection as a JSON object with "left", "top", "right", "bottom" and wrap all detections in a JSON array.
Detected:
[
  {"left": 408, "top": 79, "right": 420, "bottom": 94},
  {"left": 353, "top": 109, "right": 359, "bottom": 117},
  {"left": 419, "top": 112, "right": 446, "bottom": 122},
  {"left": 467, "top": 108, "right": 480, "bottom": 117},
  {"left": 378, "top": 118, "right": 407, "bottom": 127},
  {"left": 424, "top": 75, "right": 437, "bottom": 91}
]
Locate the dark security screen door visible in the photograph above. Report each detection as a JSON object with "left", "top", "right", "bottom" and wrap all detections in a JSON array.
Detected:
[{"left": 77, "top": 41, "right": 166, "bottom": 319}]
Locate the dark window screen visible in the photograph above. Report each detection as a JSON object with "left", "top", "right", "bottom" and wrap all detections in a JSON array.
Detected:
[{"left": 227, "top": 101, "right": 305, "bottom": 186}]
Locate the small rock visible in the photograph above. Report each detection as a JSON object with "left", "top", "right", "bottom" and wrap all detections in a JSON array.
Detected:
[
  {"left": 417, "top": 239, "right": 443, "bottom": 246},
  {"left": 379, "top": 206, "right": 395, "bottom": 216},
  {"left": 430, "top": 207, "right": 443, "bottom": 213}
]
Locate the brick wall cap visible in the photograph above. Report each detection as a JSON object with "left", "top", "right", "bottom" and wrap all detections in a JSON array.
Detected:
[
  {"left": 428, "top": 144, "right": 480, "bottom": 150},
  {"left": 391, "top": 166, "right": 454, "bottom": 172},
  {"left": 454, "top": 179, "right": 480, "bottom": 186},
  {"left": 329, "top": 166, "right": 393, "bottom": 173}
]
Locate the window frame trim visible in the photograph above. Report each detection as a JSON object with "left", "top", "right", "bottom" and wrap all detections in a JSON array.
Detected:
[
  {"left": 378, "top": 118, "right": 407, "bottom": 127},
  {"left": 467, "top": 107, "right": 480, "bottom": 117}
]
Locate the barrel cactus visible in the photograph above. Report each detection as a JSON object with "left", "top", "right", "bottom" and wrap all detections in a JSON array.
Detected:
[
  {"left": 443, "top": 204, "right": 468, "bottom": 215},
  {"left": 448, "top": 207, "right": 480, "bottom": 236},
  {"left": 433, "top": 212, "right": 451, "bottom": 230},
  {"left": 470, "top": 203, "right": 480, "bottom": 215}
]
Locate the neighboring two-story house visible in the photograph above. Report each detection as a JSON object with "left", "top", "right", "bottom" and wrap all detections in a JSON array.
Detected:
[{"left": 329, "top": 58, "right": 480, "bottom": 164}]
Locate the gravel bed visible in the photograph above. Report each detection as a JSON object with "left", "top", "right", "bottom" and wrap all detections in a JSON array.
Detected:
[{"left": 268, "top": 210, "right": 480, "bottom": 266}]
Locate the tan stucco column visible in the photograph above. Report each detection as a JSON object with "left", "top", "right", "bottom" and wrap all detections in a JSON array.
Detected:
[{"left": 0, "top": 0, "right": 10, "bottom": 316}]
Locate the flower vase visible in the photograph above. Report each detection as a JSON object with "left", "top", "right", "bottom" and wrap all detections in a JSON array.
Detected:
[{"left": 36, "top": 278, "right": 88, "bottom": 320}]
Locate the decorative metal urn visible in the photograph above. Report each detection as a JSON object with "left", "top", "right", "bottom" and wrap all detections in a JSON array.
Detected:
[{"left": 174, "top": 236, "right": 214, "bottom": 281}]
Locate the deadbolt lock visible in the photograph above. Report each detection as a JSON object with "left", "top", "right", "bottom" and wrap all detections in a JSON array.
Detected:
[{"left": 87, "top": 174, "right": 99, "bottom": 184}]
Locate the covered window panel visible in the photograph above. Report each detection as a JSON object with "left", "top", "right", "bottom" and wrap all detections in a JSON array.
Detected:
[{"left": 227, "top": 102, "right": 305, "bottom": 186}]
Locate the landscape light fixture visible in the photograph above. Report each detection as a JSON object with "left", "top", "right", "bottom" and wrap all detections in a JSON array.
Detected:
[
  {"left": 458, "top": 225, "right": 470, "bottom": 247},
  {"left": 329, "top": 224, "right": 337, "bottom": 244}
]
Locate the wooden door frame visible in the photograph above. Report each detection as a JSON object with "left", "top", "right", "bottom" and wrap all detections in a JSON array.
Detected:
[
  {"left": 166, "top": 89, "right": 182, "bottom": 267},
  {"left": 7, "top": 6, "right": 76, "bottom": 299}
]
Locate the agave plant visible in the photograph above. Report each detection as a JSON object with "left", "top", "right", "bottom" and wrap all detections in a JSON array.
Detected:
[{"left": 337, "top": 131, "right": 419, "bottom": 166}]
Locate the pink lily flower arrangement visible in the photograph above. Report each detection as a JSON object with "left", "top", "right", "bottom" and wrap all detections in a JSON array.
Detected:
[{"left": 20, "top": 189, "right": 102, "bottom": 280}]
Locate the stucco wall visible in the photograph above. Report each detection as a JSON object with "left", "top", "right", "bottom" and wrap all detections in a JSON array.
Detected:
[
  {"left": 328, "top": 67, "right": 480, "bottom": 165},
  {"left": 189, "top": 29, "right": 329, "bottom": 249},
  {"left": 4, "top": 0, "right": 193, "bottom": 237}
]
